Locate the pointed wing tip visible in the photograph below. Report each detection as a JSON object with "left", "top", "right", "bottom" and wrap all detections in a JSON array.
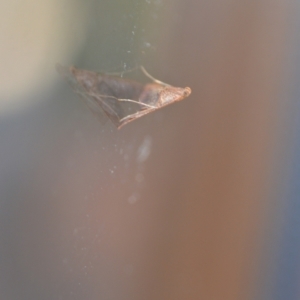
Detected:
[
  {"left": 55, "top": 63, "right": 70, "bottom": 78},
  {"left": 56, "top": 64, "right": 77, "bottom": 77}
]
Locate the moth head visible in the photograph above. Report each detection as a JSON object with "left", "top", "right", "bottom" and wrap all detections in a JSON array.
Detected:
[
  {"left": 160, "top": 86, "right": 191, "bottom": 106},
  {"left": 182, "top": 87, "right": 192, "bottom": 98}
]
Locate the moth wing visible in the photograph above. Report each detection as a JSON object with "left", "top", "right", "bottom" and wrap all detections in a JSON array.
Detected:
[
  {"left": 77, "top": 92, "right": 108, "bottom": 125},
  {"left": 118, "top": 106, "right": 157, "bottom": 129},
  {"left": 85, "top": 93, "right": 126, "bottom": 127},
  {"left": 57, "top": 64, "right": 125, "bottom": 126}
]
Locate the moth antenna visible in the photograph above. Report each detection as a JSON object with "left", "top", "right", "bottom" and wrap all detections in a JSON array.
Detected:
[
  {"left": 105, "top": 65, "right": 140, "bottom": 77},
  {"left": 140, "top": 66, "right": 170, "bottom": 86}
]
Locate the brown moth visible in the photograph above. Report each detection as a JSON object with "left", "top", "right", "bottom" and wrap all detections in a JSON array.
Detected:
[{"left": 56, "top": 64, "right": 191, "bottom": 129}]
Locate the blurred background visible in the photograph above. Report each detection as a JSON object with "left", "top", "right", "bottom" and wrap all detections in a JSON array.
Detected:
[{"left": 0, "top": 0, "right": 298, "bottom": 299}]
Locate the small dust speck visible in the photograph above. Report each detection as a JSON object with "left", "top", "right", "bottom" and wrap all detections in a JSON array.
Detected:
[
  {"left": 137, "top": 136, "right": 152, "bottom": 163},
  {"left": 128, "top": 193, "right": 139, "bottom": 204}
]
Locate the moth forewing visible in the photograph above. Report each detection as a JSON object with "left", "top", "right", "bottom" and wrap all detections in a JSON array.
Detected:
[
  {"left": 118, "top": 107, "right": 157, "bottom": 129},
  {"left": 116, "top": 85, "right": 191, "bottom": 129},
  {"left": 158, "top": 86, "right": 192, "bottom": 107}
]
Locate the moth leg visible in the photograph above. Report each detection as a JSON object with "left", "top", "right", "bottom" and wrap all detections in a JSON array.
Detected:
[
  {"left": 118, "top": 107, "right": 157, "bottom": 129},
  {"left": 117, "top": 98, "right": 156, "bottom": 109},
  {"left": 84, "top": 92, "right": 158, "bottom": 128},
  {"left": 140, "top": 66, "right": 170, "bottom": 86},
  {"left": 86, "top": 92, "right": 156, "bottom": 109}
]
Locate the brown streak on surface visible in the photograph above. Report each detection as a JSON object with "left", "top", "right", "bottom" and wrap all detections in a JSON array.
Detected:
[{"left": 145, "top": 0, "right": 290, "bottom": 300}]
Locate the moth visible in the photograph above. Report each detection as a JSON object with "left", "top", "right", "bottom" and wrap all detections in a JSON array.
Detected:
[{"left": 56, "top": 64, "right": 191, "bottom": 129}]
